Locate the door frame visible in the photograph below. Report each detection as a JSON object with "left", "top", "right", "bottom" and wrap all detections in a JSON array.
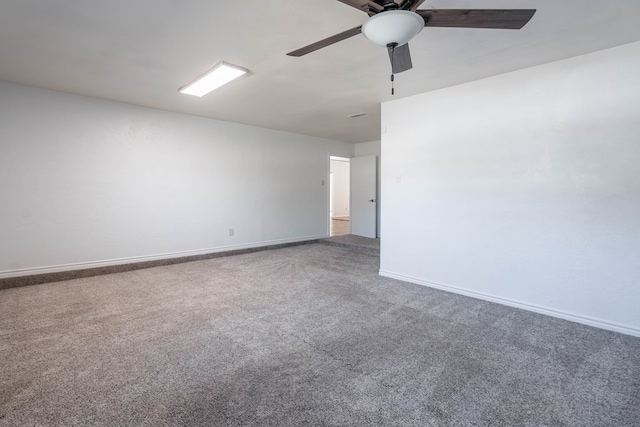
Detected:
[{"left": 327, "top": 154, "right": 352, "bottom": 236}]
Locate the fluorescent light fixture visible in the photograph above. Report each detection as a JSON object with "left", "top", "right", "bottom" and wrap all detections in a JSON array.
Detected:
[{"left": 179, "top": 61, "right": 248, "bottom": 97}]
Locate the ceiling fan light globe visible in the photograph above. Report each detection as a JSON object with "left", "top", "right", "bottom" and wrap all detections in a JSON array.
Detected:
[{"left": 362, "top": 10, "right": 424, "bottom": 47}]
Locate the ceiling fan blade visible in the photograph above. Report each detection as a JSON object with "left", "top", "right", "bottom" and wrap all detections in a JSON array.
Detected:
[
  {"left": 287, "top": 25, "right": 362, "bottom": 57},
  {"left": 388, "top": 43, "right": 413, "bottom": 74},
  {"left": 337, "top": 0, "right": 383, "bottom": 13},
  {"left": 417, "top": 9, "right": 536, "bottom": 30}
]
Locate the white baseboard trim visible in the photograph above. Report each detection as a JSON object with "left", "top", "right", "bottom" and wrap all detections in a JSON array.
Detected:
[
  {"left": 0, "top": 235, "right": 327, "bottom": 279},
  {"left": 379, "top": 269, "right": 640, "bottom": 338}
]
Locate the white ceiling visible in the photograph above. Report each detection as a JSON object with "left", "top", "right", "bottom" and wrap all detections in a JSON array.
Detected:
[{"left": 1, "top": 0, "right": 640, "bottom": 143}]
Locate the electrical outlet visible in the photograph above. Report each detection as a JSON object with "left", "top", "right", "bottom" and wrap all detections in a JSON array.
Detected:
[{"left": 229, "top": 228, "right": 234, "bottom": 236}]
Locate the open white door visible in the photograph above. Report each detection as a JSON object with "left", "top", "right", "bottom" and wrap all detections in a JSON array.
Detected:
[{"left": 350, "top": 155, "right": 377, "bottom": 238}]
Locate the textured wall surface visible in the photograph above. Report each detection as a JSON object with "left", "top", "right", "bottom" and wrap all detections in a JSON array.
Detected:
[
  {"left": 0, "top": 82, "right": 353, "bottom": 277},
  {"left": 380, "top": 42, "right": 640, "bottom": 336}
]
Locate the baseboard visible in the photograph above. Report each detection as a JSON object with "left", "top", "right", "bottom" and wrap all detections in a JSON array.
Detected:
[
  {"left": 0, "top": 235, "right": 326, "bottom": 290},
  {"left": 379, "top": 269, "right": 640, "bottom": 338}
]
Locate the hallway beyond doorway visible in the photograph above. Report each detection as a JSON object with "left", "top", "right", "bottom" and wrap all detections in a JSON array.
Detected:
[
  {"left": 330, "top": 218, "right": 349, "bottom": 237},
  {"left": 329, "top": 156, "right": 350, "bottom": 236}
]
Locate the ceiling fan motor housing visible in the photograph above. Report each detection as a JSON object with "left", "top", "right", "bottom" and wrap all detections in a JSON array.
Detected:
[{"left": 362, "top": 10, "right": 425, "bottom": 47}]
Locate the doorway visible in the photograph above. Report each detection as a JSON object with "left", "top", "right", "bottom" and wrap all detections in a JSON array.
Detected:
[{"left": 329, "top": 156, "right": 350, "bottom": 236}]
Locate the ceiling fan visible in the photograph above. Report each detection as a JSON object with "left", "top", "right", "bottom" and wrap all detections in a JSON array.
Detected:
[{"left": 287, "top": 0, "right": 536, "bottom": 77}]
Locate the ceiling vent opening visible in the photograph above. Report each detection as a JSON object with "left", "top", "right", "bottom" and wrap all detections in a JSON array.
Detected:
[{"left": 348, "top": 112, "right": 370, "bottom": 119}]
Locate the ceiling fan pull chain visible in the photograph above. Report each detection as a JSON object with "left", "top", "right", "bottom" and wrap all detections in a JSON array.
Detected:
[{"left": 388, "top": 42, "right": 397, "bottom": 96}]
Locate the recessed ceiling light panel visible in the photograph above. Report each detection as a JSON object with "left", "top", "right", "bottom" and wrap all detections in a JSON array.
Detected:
[{"left": 179, "top": 61, "right": 248, "bottom": 97}]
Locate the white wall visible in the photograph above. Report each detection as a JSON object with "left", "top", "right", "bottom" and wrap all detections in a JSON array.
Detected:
[
  {"left": 0, "top": 82, "right": 354, "bottom": 277},
  {"left": 355, "top": 141, "right": 381, "bottom": 237},
  {"left": 380, "top": 41, "right": 640, "bottom": 337},
  {"left": 330, "top": 159, "right": 350, "bottom": 218},
  {"left": 354, "top": 140, "right": 380, "bottom": 157}
]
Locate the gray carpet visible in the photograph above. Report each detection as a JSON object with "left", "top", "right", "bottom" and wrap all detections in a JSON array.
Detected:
[
  {"left": 321, "top": 234, "right": 380, "bottom": 254},
  {"left": 1, "top": 243, "right": 639, "bottom": 426}
]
